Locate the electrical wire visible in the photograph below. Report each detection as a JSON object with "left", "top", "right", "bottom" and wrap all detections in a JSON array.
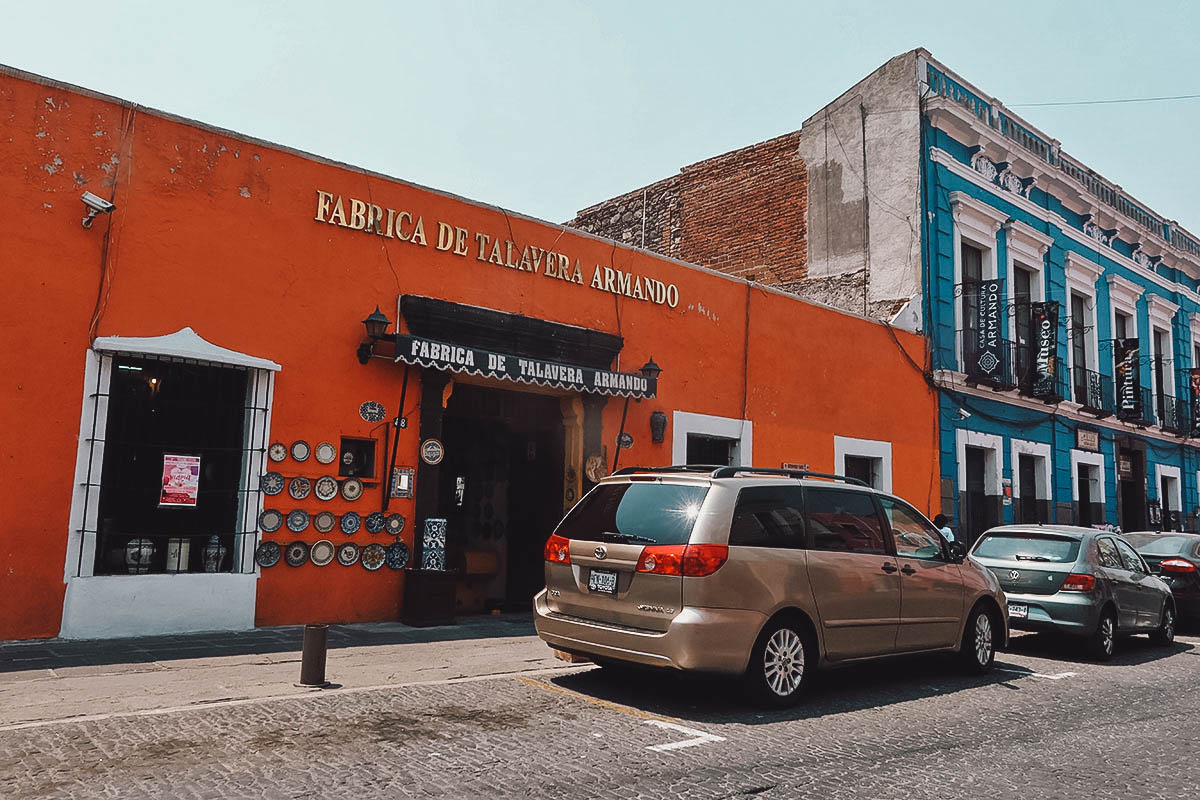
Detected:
[{"left": 1010, "top": 93, "right": 1200, "bottom": 108}]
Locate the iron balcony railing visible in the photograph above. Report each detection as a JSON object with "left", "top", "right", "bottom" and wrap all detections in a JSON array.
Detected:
[
  {"left": 1115, "top": 386, "right": 1155, "bottom": 426},
  {"left": 961, "top": 331, "right": 1018, "bottom": 390},
  {"left": 1158, "top": 394, "right": 1187, "bottom": 435},
  {"left": 1071, "top": 366, "right": 1114, "bottom": 417}
]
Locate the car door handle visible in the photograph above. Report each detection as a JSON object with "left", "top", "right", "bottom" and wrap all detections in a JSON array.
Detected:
[
  {"left": 881, "top": 563, "right": 898, "bottom": 573},
  {"left": 901, "top": 565, "right": 916, "bottom": 575}
]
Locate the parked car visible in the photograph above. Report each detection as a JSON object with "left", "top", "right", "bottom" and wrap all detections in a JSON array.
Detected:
[
  {"left": 1124, "top": 532, "right": 1200, "bottom": 622},
  {"left": 532, "top": 465, "right": 1008, "bottom": 707},
  {"left": 969, "top": 525, "right": 1175, "bottom": 660}
]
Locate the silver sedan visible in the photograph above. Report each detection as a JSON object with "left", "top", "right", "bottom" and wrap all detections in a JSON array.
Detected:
[{"left": 970, "top": 525, "right": 1175, "bottom": 659}]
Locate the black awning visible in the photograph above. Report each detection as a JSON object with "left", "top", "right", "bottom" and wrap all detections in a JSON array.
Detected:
[{"left": 394, "top": 333, "right": 656, "bottom": 399}]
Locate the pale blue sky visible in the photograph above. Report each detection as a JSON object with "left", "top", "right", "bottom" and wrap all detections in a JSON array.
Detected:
[{"left": 4, "top": 1, "right": 1198, "bottom": 229}]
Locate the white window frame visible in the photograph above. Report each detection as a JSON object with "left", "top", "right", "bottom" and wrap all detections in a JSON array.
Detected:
[
  {"left": 1064, "top": 252, "right": 1102, "bottom": 380},
  {"left": 1003, "top": 220, "right": 1050, "bottom": 316},
  {"left": 1156, "top": 463, "right": 1182, "bottom": 516},
  {"left": 956, "top": 429, "right": 1003, "bottom": 497},
  {"left": 1069, "top": 448, "right": 1106, "bottom": 507},
  {"left": 672, "top": 411, "right": 752, "bottom": 466},
  {"left": 833, "top": 435, "right": 893, "bottom": 492},
  {"left": 1147, "top": 294, "right": 1180, "bottom": 406},
  {"left": 1190, "top": 312, "right": 1200, "bottom": 369},
  {"left": 950, "top": 191, "right": 1007, "bottom": 371},
  {"left": 1107, "top": 274, "right": 1143, "bottom": 346},
  {"left": 61, "top": 328, "right": 279, "bottom": 639},
  {"left": 1010, "top": 438, "right": 1052, "bottom": 508}
]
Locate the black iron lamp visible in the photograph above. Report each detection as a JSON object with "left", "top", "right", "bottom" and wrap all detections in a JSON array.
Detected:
[
  {"left": 357, "top": 306, "right": 392, "bottom": 364},
  {"left": 639, "top": 357, "right": 662, "bottom": 381},
  {"left": 649, "top": 410, "right": 668, "bottom": 443}
]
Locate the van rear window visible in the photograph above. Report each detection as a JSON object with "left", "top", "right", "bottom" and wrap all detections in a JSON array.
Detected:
[
  {"left": 972, "top": 533, "right": 1080, "bottom": 563},
  {"left": 556, "top": 483, "right": 709, "bottom": 545}
]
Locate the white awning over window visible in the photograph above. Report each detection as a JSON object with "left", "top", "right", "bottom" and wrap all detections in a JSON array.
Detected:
[{"left": 93, "top": 327, "right": 281, "bottom": 372}]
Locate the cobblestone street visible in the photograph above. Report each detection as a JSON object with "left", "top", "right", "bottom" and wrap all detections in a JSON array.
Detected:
[{"left": 3, "top": 626, "right": 1198, "bottom": 799}]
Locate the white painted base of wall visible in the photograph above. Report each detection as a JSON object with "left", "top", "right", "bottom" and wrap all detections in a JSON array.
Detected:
[{"left": 59, "top": 573, "right": 257, "bottom": 639}]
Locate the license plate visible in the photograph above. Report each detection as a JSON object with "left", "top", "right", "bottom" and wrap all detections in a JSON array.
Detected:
[
  {"left": 1008, "top": 603, "right": 1028, "bottom": 619},
  {"left": 588, "top": 568, "right": 618, "bottom": 595}
]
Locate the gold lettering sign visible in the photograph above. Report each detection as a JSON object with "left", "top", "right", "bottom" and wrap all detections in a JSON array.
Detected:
[{"left": 312, "top": 189, "right": 681, "bottom": 308}]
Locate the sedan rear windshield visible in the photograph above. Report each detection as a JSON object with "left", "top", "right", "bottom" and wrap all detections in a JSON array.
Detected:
[
  {"left": 556, "top": 483, "right": 709, "bottom": 545},
  {"left": 973, "top": 533, "right": 1081, "bottom": 563},
  {"left": 1123, "top": 534, "right": 1199, "bottom": 556}
]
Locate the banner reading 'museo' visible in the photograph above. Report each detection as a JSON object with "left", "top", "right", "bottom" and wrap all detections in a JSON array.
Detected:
[{"left": 313, "top": 190, "right": 681, "bottom": 308}]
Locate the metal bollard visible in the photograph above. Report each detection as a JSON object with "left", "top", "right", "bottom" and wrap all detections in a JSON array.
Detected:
[{"left": 299, "top": 623, "right": 330, "bottom": 687}]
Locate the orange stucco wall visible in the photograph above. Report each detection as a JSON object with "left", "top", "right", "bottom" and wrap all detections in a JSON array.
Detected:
[{"left": 0, "top": 66, "right": 938, "bottom": 640}]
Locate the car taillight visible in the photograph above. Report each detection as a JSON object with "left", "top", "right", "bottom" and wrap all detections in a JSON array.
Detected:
[
  {"left": 544, "top": 534, "right": 570, "bottom": 564},
  {"left": 635, "top": 544, "right": 728, "bottom": 577},
  {"left": 1160, "top": 558, "right": 1197, "bottom": 574},
  {"left": 1061, "top": 573, "right": 1096, "bottom": 592}
]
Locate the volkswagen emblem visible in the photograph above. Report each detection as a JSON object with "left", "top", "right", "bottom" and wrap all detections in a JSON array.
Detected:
[
  {"left": 1009, "top": 570, "right": 1021, "bottom": 580},
  {"left": 594, "top": 545, "right": 608, "bottom": 560}
]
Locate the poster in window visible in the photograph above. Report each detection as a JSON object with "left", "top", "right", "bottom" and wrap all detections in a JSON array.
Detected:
[
  {"left": 1030, "top": 301, "right": 1060, "bottom": 398},
  {"left": 1190, "top": 369, "right": 1200, "bottom": 437},
  {"left": 970, "top": 279, "right": 1004, "bottom": 381},
  {"left": 160, "top": 454, "right": 200, "bottom": 508},
  {"left": 1114, "top": 338, "right": 1141, "bottom": 420}
]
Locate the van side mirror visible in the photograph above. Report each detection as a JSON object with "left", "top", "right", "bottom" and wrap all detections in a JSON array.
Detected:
[{"left": 948, "top": 541, "right": 967, "bottom": 562}]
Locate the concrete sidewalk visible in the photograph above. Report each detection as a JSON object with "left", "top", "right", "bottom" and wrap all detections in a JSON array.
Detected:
[{"left": 0, "top": 613, "right": 569, "bottom": 728}]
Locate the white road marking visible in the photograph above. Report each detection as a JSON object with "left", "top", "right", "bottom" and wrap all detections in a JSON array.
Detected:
[
  {"left": 995, "top": 667, "right": 1078, "bottom": 680},
  {"left": 643, "top": 719, "right": 726, "bottom": 752}
]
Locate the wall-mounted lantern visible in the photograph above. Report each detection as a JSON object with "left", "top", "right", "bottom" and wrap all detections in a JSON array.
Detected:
[
  {"left": 357, "top": 306, "right": 392, "bottom": 364},
  {"left": 649, "top": 410, "right": 668, "bottom": 444},
  {"left": 639, "top": 357, "right": 662, "bottom": 381}
]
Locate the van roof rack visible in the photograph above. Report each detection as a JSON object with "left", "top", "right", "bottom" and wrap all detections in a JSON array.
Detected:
[
  {"left": 708, "top": 466, "right": 868, "bottom": 487},
  {"left": 612, "top": 464, "right": 727, "bottom": 476}
]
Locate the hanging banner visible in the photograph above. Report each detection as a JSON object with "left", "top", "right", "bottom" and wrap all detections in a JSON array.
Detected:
[
  {"left": 970, "top": 279, "right": 1004, "bottom": 380},
  {"left": 1030, "top": 300, "right": 1059, "bottom": 398},
  {"left": 1114, "top": 338, "right": 1142, "bottom": 420},
  {"left": 393, "top": 333, "right": 656, "bottom": 399},
  {"left": 160, "top": 454, "right": 201, "bottom": 508},
  {"left": 1190, "top": 368, "right": 1200, "bottom": 436}
]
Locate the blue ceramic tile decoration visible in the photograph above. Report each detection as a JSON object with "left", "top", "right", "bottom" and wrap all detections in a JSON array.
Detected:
[{"left": 422, "top": 518, "right": 447, "bottom": 570}]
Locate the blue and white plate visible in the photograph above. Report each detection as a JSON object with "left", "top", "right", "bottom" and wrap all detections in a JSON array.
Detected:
[
  {"left": 340, "top": 511, "right": 361, "bottom": 535},
  {"left": 359, "top": 401, "right": 386, "bottom": 423},
  {"left": 258, "top": 508, "right": 284, "bottom": 533},
  {"left": 261, "top": 472, "right": 285, "bottom": 496},
  {"left": 287, "top": 509, "right": 310, "bottom": 532},
  {"left": 385, "top": 541, "right": 409, "bottom": 570}
]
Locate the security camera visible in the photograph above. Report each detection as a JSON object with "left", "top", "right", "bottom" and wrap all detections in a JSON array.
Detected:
[
  {"left": 957, "top": 407, "right": 972, "bottom": 420},
  {"left": 80, "top": 191, "right": 115, "bottom": 228}
]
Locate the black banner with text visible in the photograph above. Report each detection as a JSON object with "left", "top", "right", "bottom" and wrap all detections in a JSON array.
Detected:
[{"left": 1030, "top": 300, "right": 1060, "bottom": 398}]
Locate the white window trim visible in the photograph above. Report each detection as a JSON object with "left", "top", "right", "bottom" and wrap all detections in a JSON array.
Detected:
[
  {"left": 950, "top": 191, "right": 1006, "bottom": 370},
  {"left": 60, "top": 330, "right": 279, "bottom": 639},
  {"left": 956, "top": 429, "right": 1003, "bottom": 496},
  {"left": 1147, "top": 294, "right": 1179, "bottom": 404},
  {"left": 833, "top": 435, "right": 893, "bottom": 492},
  {"left": 1003, "top": 220, "right": 1049, "bottom": 314},
  {"left": 1107, "top": 274, "right": 1143, "bottom": 345},
  {"left": 1069, "top": 448, "right": 1106, "bottom": 505},
  {"left": 1064, "top": 252, "right": 1101, "bottom": 379},
  {"left": 1190, "top": 312, "right": 1200, "bottom": 366},
  {"left": 1010, "top": 439, "right": 1052, "bottom": 502},
  {"left": 671, "top": 411, "right": 752, "bottom": 466},
  {"left": 1156, "top": 464, "right": 1182, "bottom": 513}
]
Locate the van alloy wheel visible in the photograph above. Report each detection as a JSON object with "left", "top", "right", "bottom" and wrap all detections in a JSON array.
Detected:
[
  {"left": 763, "top": 628, "right": 806, "bottom": 697},
  {"left": 973, "top": 612, "right": 994, "bottom": 666}
]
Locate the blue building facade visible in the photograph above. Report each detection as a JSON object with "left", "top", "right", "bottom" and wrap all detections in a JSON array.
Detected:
[{"left": 920, "top": 58, "right": 1200, "bottom": 541}]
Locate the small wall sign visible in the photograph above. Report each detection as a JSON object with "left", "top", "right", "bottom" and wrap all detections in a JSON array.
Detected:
[
  {"left": 1076, "top": 428, "right": 1100, "bottom": 452},
  {"left": 391, "top": 467, "right": 414, "bottom": 498},
  {"left": 617, "top": 432, "right": 634, "bottom": 450},
  {"left": 782, "top": 462, "right": 810, "bottom": 471},
  {"left": 420, "top": 438, "right": 445, "bottom": 465},
  {"left": 159, "top": 454, "right": 200, "bottom": 508}
]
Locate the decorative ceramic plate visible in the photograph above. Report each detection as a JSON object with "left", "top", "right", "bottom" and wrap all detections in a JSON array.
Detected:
[
  {"left": 258, "top": 508, "right": 284, "bottom": 533},
  {"left": 284, "top": 540, "right": 309, "bottom": 567},
  {"left": 289, "top": 476, "right": 312, "bottom": 500},
  {"left": 364, "top": 511, "right": 386, "bottom": 534},
  {"left": 337, "top": 542, "right": 360, "bottom": 566},
  {"left": 341, "top": 478, "right": 364, "bottom": 502},
  {"left": 255, "top": 540, "right": 282, "bottom": 568},
  {"left": 359, "top": 401, "right": 386, "bottom": 423},
  {"left": 310, "top": 539, "right": 335, "bottom": 567},
  {"left": 313, "top": 510, "right": 337, "bottom": 534},
  {"left": 361, "top": 543, "right": 386, "bottom": 571},
  {"left": 261, "top": 472, "right": 285, "bottom": 496},
  {"left": 291, "top": 440, "right": 311, "bottom": 462},
  {"left": 287, "top": 509, "right": 310, "bottom": 532},
  {"left": 385, "top": 541, "right": 410, "bottom": 570},
  {"left": 315, "top": 441, "right": 337, "bottom": 465},
  {"left": 340, "top": 511, "right": 361, "bottom": 535},
  {"left": 268, "top": 442, "right": 288, "bottom": 462},
  {"left": 385, "top": 513, "right": 406, "bottom": 536},
  {"left": 314, "top": 476, "right": 338, "bottom": 502}
]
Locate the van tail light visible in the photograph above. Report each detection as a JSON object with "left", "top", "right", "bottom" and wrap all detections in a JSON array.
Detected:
[
  {"left": 1061, "top": 573, "right": 1096, "bottom": 592},
  {"left": 544, "top": 534, "right": 571, "bottom": 565},
  {"left": 636, "top": 544, "right": 728, "bottom": 577},
  {"left": 1160, "top": 558, "right": 1197, "bottom": 574}
]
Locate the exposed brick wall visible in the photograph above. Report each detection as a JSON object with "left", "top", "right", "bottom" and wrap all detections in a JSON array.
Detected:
[{"left": 569, "top": 132, "right": 807, "bottom": 290}]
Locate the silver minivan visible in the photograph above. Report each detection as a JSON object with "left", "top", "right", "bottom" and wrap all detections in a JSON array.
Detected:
[{"left": 533, "top": 466, "right": 1008, "bottom": 706}]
